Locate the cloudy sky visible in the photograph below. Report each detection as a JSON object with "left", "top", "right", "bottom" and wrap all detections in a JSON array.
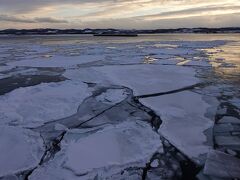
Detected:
[{"left": 0, "top": 0, "right": 239, "bottom": 29}]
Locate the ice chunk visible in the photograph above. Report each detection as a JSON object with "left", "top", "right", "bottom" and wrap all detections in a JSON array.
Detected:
[
  {"left": 63, "top": 121, "right": 162, "bottom": 175},
  {"left": 0, "top": 126, "right": 44, "bottom": 177},
  {"left": 218, "top": 116, "right": 240, "bottom": 124},
  {"left": 203, "top": 150, "right": 240, "bottom": 179},
  {"left": 29, "top": 121, "right": 162, "bottom": 179},
  {"left": 96, "top": 89, "right": 128, "bottom": 105},
  {"left": 140, "top": 91, "right": 214, "bottom": 162},
  {"left": 0, "top": 80, "right": 91, "bottom": 127},
  {"left": 150, "top": 160, "right": 159, "bottom": 168},
  {"left": 0, "top": 65, "right": 13, "bottom": 73},
  {"left": 215, "top": 136, "right": 240, "bottom": 146},
  {"left": 7, "top": 55, "right": 104, "bottom": 68},
  {"left": 63, "top": 67, "right": 111, "bottom": 84},
  {"left": 91, "top": 64, "right": 199, "bottom": 96}
]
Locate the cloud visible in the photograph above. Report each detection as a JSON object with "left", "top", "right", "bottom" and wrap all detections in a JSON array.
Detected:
[
  {"left": 0, "top": 0, "right": 188, "bottom": 14},
  {"left": 35, "top": 17, "right": 68, "bottom": 23},
  {"left": 0, "top": 0, "right": 116, "bottom": 13},
  {"left": 0, "top": 15, "right": 68, "bottom": 23},
  {"left": 140, "top": 5, "right": 240, "bottom": 20},
  {"left": 0, "top": 0, "right": 239, "bottom": 29},
  {"left": 82, "top": 13, "right": 240, "bottom": 29},
  {"left": 70, "top": 0, "right": 240, "bottom": 21},
  {"left": 0, "top": 15, "right": 35, "bottom": 23}
]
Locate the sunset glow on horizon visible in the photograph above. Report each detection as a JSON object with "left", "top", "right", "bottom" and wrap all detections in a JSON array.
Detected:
[{"left": 0, "top": 0, "right": 239, "bottom": 29}]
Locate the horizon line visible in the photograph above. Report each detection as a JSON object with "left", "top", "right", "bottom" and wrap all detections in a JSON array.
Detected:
[{"left": 1, "top": 26, "right": 240, "bottom": 31}]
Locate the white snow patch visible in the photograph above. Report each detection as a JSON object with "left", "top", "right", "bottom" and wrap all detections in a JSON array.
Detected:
[{"left": 150, "top": 160, "right": 159, "bottom": 168}]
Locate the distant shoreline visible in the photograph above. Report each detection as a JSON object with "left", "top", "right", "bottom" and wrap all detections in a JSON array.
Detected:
[
  {"left": 0, "top": 33, "right": 240, "bottom": 38},
  {"left": 0, "top": 27, "right": 239, "bottom": 35}
]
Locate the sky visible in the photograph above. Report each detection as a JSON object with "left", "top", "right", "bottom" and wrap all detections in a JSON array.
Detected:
[{"left": 0, "top": 0, "right": 239, "bottom": 29}]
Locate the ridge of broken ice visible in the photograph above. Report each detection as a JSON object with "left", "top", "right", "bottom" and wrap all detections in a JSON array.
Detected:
[
  {"left": 0, "top": 37, "right": 237, "bottom": 179},
  {"left": 29, "top": 121, "right": 162, "bottom": 179},
  {"left": 64, "top": 64, "right": 199, "bottom": 96}
]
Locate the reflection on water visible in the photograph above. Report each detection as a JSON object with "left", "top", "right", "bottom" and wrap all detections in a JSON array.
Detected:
[
  {"left": 1, "top": 33, "right": 240, "bottom": 45},
  {"left": 204, "top": 41, "right": 240, "bottom": 84}
]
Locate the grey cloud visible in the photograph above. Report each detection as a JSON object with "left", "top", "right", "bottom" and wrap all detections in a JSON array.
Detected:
[
  {"left": 0, "top": 0, "right": 179, "bottom": 13},
  {"left": 139, "top": 5, "right": 240, "bottom": 20},
  {"left": 0, "top": 0, "right": 238, "bottom": 29},
  {"left": 83, "top": 13, "right": 240, "bottom": 29},
  {"left": 0, "top": 0, "right": 116, "bottom": 13},
  {"left": 0, "top": 15, "right": 68, "bottom": 23},
  {"left": 0, "top": 15, "right": 35, "bottom": 23},
  {"left": 35, "top": 17, "right": 68, "bottom": 23}
]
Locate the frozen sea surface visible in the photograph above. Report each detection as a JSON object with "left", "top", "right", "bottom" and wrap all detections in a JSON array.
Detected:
[
  {"left": 0, "top": 34, "right": 239, "bottom": 179},
  {"left": 0, "top": 80, "right": 91, "bottom": 127},
  {"left": 30, "top": 121, "right": 162, "bottom": 180},
  {"left": 140, "top": 91, "right": 216, "bottom": 162}
]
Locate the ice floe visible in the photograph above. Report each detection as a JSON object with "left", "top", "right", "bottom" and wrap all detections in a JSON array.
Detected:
[
  {"left": 7, "top": 55, "right": 104, "bottom": 68},
  {"left": 65, "top": 64, "right": 199, "bottom": 96},
  {"left": 140, "top": 91, "right": 215, "bottom": 162},
  {"left": 0, "top": 126, "right": 44, "bottom": 177},
  {"left": 0, "top": 36, "right": 238, "bottom": 179},
  {"left": 96, "top": 89, "right": 128, "bottom": 105},
  {"left": 203, "top": 150, "right": 240, "bottom": 179},
  {"left": 0, "top": 80, "right": 91, "bottom": 127},
  {"left": 29, "top": 121, "right": 162, "bottom": 179}
]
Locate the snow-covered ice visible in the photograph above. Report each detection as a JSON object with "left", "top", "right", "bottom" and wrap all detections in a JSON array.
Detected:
[
  {"left": 8, "top": 54, "right": 104, "bottom": 68},
  {"left": 96, "top": 89, "right": 128, "bottom": 105},
  {"left": 64, "top": 64, "right": 199, "bottom": 96},
  {"left": 0, "top": 80, "right": 91, "bottom": 127},
  {"left": 203, "top": 150, "right": 240, "bottom": 179},
  {"left": 0, "top": 126, "right": 44, "bottom": 177},
  {"left": 29, "top": 121, "right": 162, "bottom": 179},
  {"left": 0, "top": 35, "right": 239, "bottom": 179},
  {"left": 140, "top": 91, "right": 215, "bottom": 162},
  {"left": 93, "top": 65, "right": 199, "bottom": 96},
  {"left": 64, "top": 121, "right": 162, "bottom": 175}
]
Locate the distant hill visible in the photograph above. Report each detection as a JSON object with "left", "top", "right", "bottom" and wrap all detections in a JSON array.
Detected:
[{"left": 0, "top": 27, "right": 239, "bottom": 35}]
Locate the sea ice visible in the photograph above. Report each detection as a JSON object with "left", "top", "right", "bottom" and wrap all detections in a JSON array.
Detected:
[
  {"left": 0, "top": 126, "right": 44, "bottom": 177},
  {"left": 7, "top": 54, "right": 104, "bottom": 68},
  {"left": 96, "top": 89, "right": 128, "bottom": 105},
  {"left": 0, "top": 80, "right": 91, "bottom": 127},
  {"left": 140, "top": 91, "right": 215, "bottom": 162},
  {"left": 203, "top": 150, "right": 240, "bottom": 179},
  {"left": 29, "top": 121, "right": 162, "bottom": 179},
  {"left": 68, "top": 64, "right": 199, "bottom": 96},
  {"left": 102, "top": 64, "right": 198, "bottom": 95}
]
